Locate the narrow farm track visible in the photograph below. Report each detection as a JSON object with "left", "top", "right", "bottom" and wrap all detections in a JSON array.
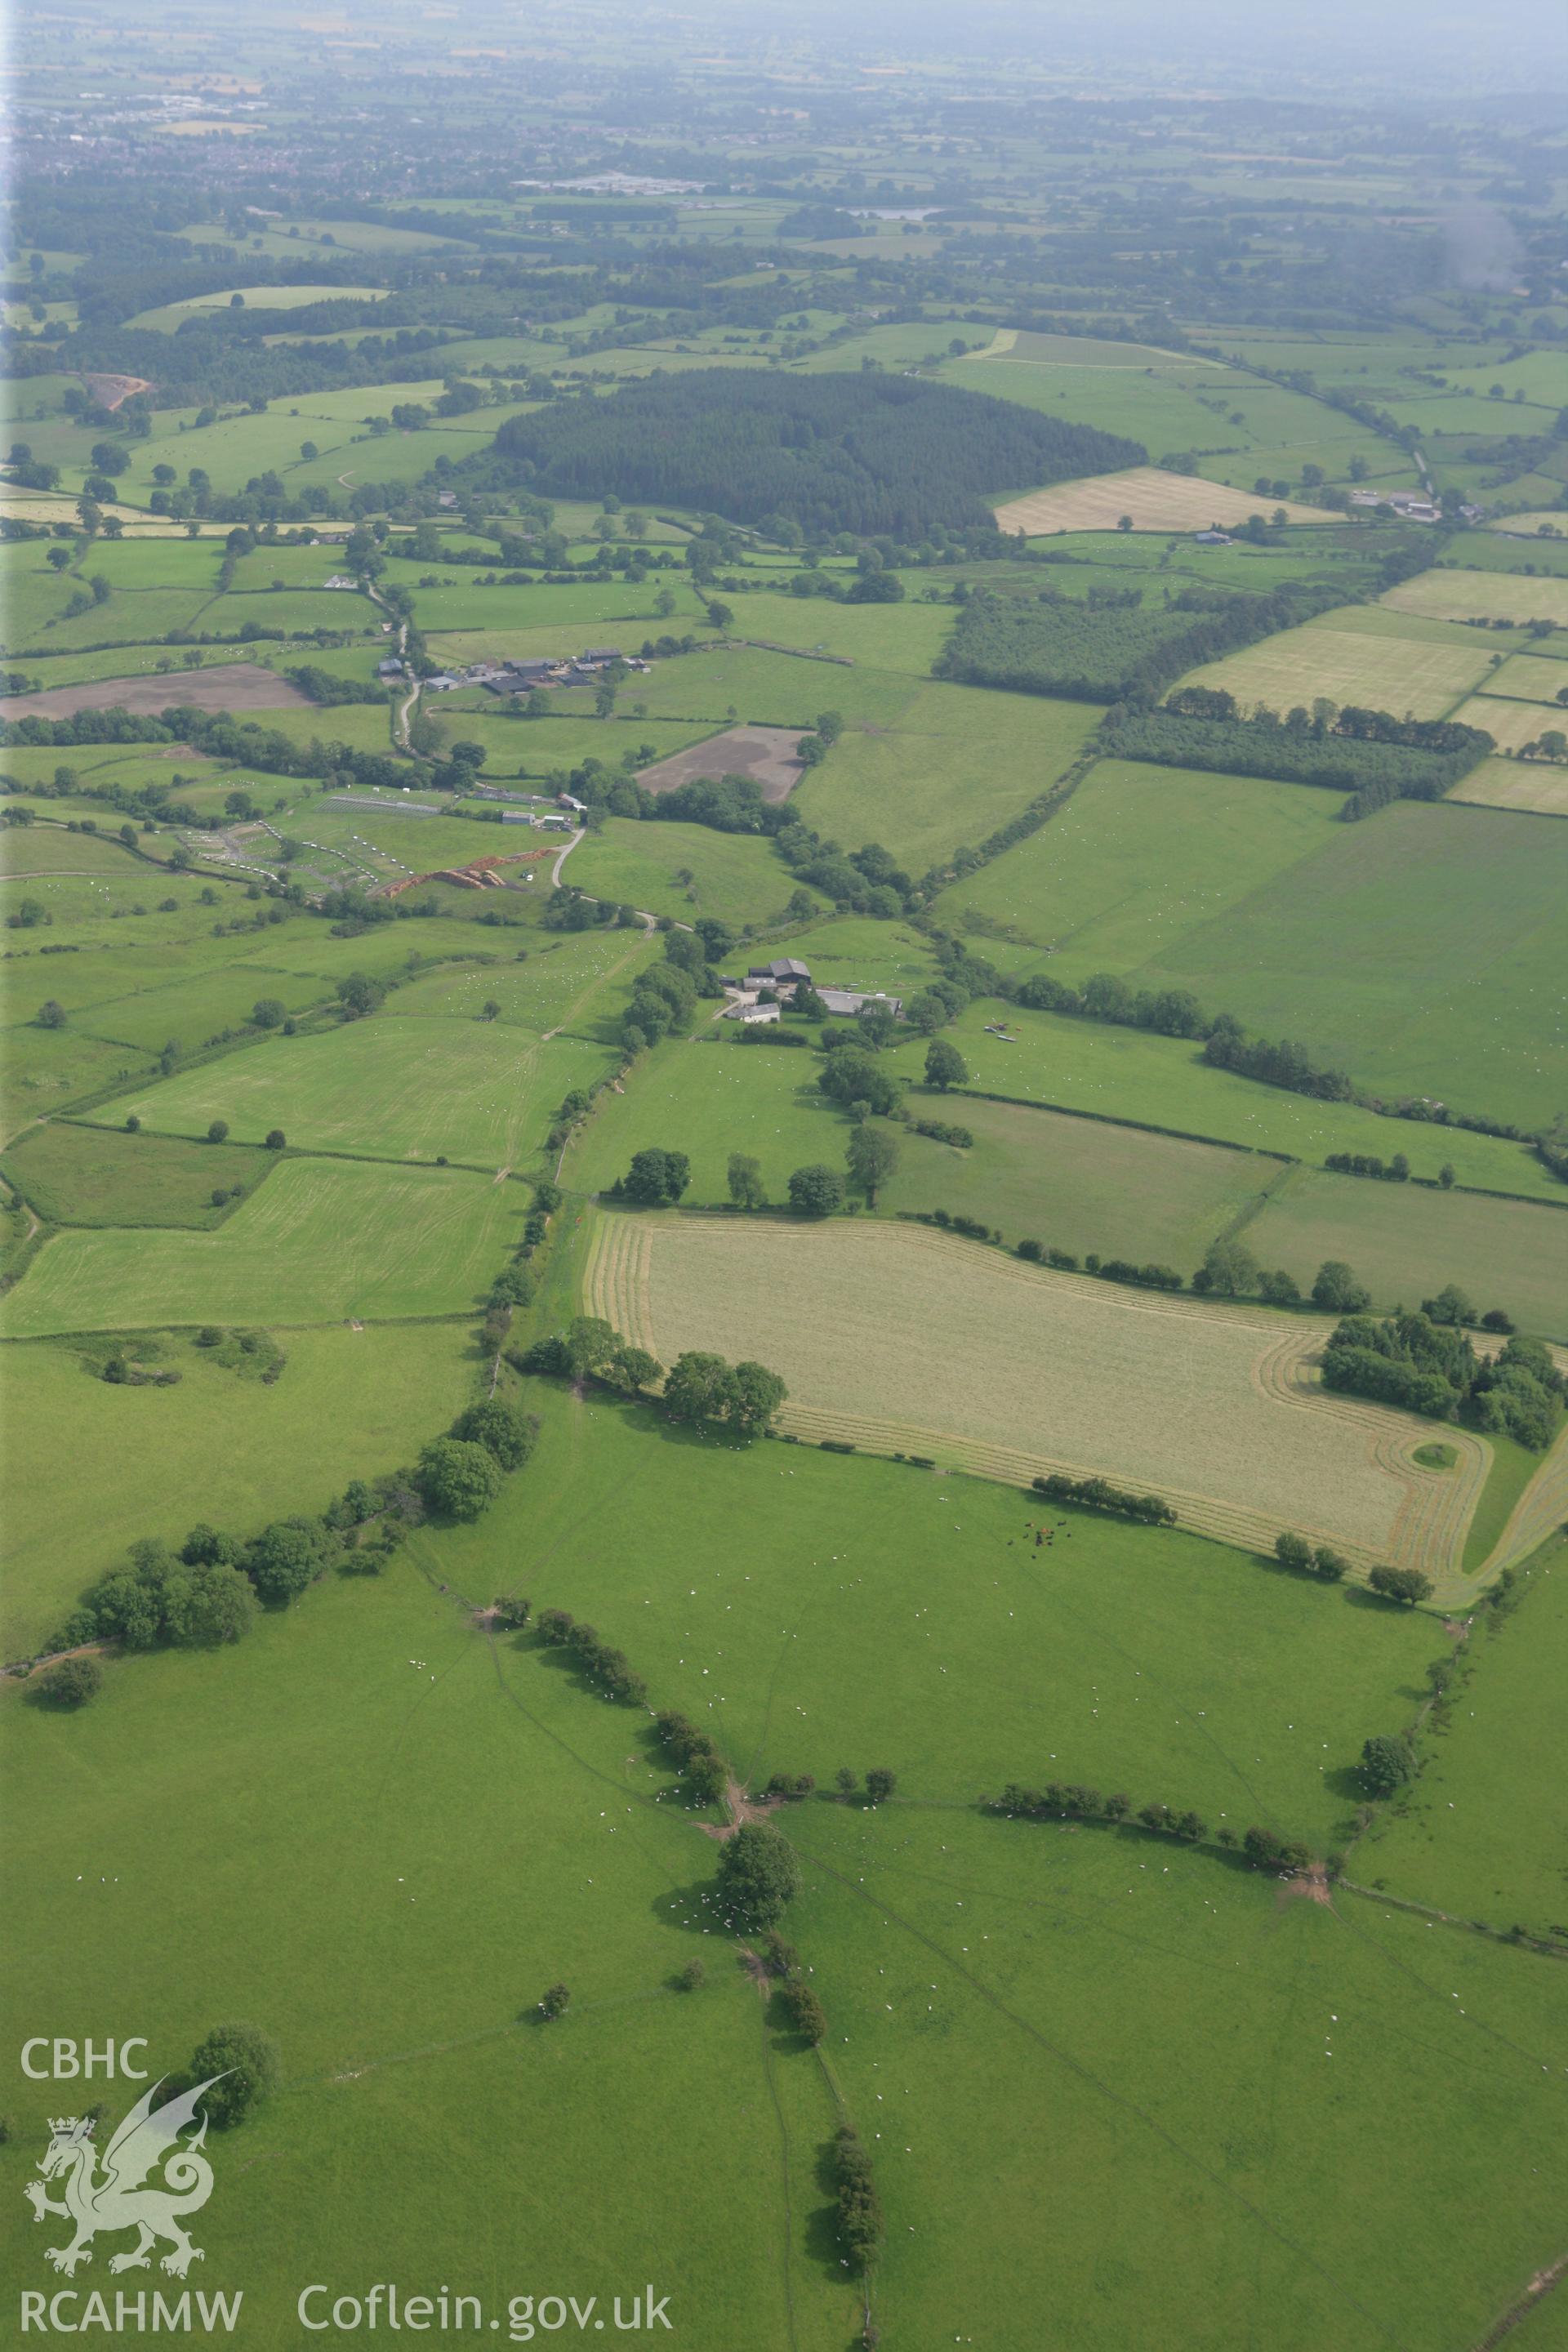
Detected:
[
  {"left": 1476, "top": 1417, "right": 1568, "bottom": 1582},
  {"left": 583, "top": 1214, "right": 1497, "bottom": 1590}
]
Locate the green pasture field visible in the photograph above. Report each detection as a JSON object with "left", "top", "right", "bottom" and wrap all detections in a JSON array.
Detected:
[
  {"left": 406, "top": 618, "right": 717, "bottom": 673},
  {"left": 3, "top": 644, "right": 273, "bottom": 697},
  {"left": 932, "top": 757, "right": 1342, "bottom": 971},
  {"left": 713, "top": 590, "right": 956, "bottom": 675},
  {"left": 1356, "top": 1539, "right": 1568, "bottom": 1931},
  {"left": 195, "top": 586, "right": 381, "bottom": 638},
  {"left": 5, "top": 590, "right": 216, "bottom": 659},
  {"left": 876, "top": 1002, "right": 1566, "bottom": 1202},
  {"left": 568, "top": 1034, "right": 867, "bottom": 1202},
  {"left": 0, "top": 1024, "right": 154, "bottom": 1141},
  {"left": 109, "top": 1017, "right": 616, "bottom": 1169},
  {"left": 1382, "top": 568, "right": 1568, "bottom": 627},
  {"left": 126, "top": 283, "right": 390, "bottom": 329},
  {"left": 0, "top": 1318, "right": 481, "bottom": 1659},
  {"left": 1178, "top": 614, "right": 1492, "bottom": 719},
  {"left": 1475, "top": 650, "right": 1568, "bottom": 704},
  {"left": 425, "top": 1398, "right": 1442, "bottom": 1859},
  {"left": 0, "top": 933, "right": 274, "bottom": 1026},
  {"left": 253, "top": 912, "right": 556, "bottom": 985},
  {"left": 282, "top": 800, "right": 547, "bottom": 879},
  {"left": 415, "top": 709, "right": 719, "bottom": 781},
  {"left": 793, "top": 682, "right": 1102, "bottom": 871},
  {"left": 225, "top": 544, "right": 363, "bottom": 591},
  {"left": 881, "top": 1095, "right": 1276, "bottom": 1264},
  {"left": 0, "top": 824, "right": 145, "bottom": 879},
  {"left": 1445, "top": 533, "right": 1568, "bottom": 576},
  {"left": 565, "top": 818, "right": 816, "bottom": 929},
  {"left": 621, "top": 643, "right": 915, "bottom": 731},
  {"left": 0, "top": 1545, "right": 848, "bottom": 2351},
  {"left": 0, "top": 1119, "right": 277, "bottom": 1227},
  {"left": 1125, "top": 798, "right": 1568, "bottom": 1134},
  {"left": 1241, "top": 1166, "right": 1568, "bottom": 1339},
  {"left": 247, "top": 702, "right": 392, "bottom": 755},
  {"left": 945, "top": 354, "right": 1254, "bottom": 452},
  {"left": 1303, "top": 600, "right": 1508, "bottom": 650},
  {"left": 71, "top": 959, "right": 332, "bottom": 1053},
  {"left": 408, "top": 575, "right": 693, "bottom": 638},
  {"left": 787, "top": 1797, "right": 1566, "bottom": 2352},
  {"left": 377, "top": 924, "right": 657, "bottom": 1037},
  {"left": 0, "top": 1153, "right": 520, "bottom": 1336},
  {"left": 0, "top": 875, "right": 305, "bottom": 977}
]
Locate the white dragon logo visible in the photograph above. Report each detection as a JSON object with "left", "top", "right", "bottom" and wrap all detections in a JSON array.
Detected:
[{"left": 24, "top": 2074, "right": 228, "bottom": 2278}]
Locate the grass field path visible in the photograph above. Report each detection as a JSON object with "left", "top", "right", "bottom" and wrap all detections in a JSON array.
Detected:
[{"left": 1474, "top": 1418, "right": 1568, "bottom": 1584}]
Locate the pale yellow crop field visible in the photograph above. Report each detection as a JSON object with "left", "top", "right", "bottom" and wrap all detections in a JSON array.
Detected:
[
  {"left": 1178, "top": 619, "right": 1490, "bottom": 719},
  {"left": 584, "top": 1213, "right": 1489, "bottom": 1588},
  {"left": 1450, "top": 695, "right": 1566, "bottom": 755},
  {"left": 1448, "top": 755, "right": 1568, "bottom": 816},
  {"left": 1488, "top": 514, "right": 1568, "bottom": 539},
  {"left": 1382, "top": 569, "right": 1568, "bottom": 626},
  {"left": 993, "top": 465, "right": 1331, "bottom": 537}
]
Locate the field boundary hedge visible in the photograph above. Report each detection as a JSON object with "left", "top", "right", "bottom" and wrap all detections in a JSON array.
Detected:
[{"left": 935, "top": 1082, "right": 1297, "bottom": 1161}]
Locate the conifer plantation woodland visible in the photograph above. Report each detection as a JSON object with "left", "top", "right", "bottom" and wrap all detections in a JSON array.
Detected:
[{"left": 6, "top": 2, "right": 1568, "bottom": 2344}]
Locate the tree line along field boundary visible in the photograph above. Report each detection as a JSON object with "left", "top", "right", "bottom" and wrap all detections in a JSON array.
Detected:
[
  {"left": 0, "top": 1307, "right": 479, "bottom": 1347},
  {"left": 938, "top": 1082, "right": 1568, "bottom": 1211}
]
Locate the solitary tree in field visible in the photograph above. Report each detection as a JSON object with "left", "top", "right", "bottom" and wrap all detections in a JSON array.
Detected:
[
  {"left": 537, "top": 1984, "right": 571, "bottom": 2021},
  {"left": 924, "top": 1037, "right": 968, "bottom": 1091},
  {"left": 865, "top": 1768, "right": 897, "bottom": 1805},
  {"left": 207, "top": 1120, "right": 229, "bottom": 1144},
  {"left": 846, "top": 1122, "right": 898, "bottom": 1205},
  {"left": 715, "top": 1823, "right": 801, "bottom": 1929},
  {"left": 774, "top": 1980, "right": 827, "bottom": 2042},
  {"left": 184, "top": 2023, "right": 278, "bottom": 2127},
  {"left": 264, "top": 1129, "right": 286, "bottom": 1151},
  {"left": 727, "top": 1152, "right": 766, "bottom": 1210},
  {"left": 1361, "top": 1733, "right": 1416, "bottom": 1797},
  {"left": 33, "top": 1657, "right": 101, "bottom": 1710},
  {"left": 36, "top": 1000, "right": 65, "bottom": 1029},
  {"left": 416, "top": 1437, "right": 503, "bottom": 1521}
]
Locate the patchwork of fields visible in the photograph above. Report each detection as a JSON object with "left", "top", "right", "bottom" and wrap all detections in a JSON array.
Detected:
[{"left": 6, "top": 163, "right": 1568, "bottom": 2352}]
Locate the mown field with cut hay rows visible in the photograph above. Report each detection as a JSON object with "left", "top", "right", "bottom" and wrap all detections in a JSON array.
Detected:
[{"left": 582, "top": 1212, "right": 1491, "bottom": 1588}]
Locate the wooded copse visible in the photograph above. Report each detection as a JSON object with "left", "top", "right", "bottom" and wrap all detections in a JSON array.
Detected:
[
  {"left": 933, "top": 578, "right": 1343, "bottom": 702},
  {"left": 1107, "top": 702, "right": 1494, "bottom": 807},
  {"left": 1321, "top": 1313, "right": 1563, "bottom": 1446},
  {"left": 490, "top": 369, "right": 1143, "bottom": 540}
]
